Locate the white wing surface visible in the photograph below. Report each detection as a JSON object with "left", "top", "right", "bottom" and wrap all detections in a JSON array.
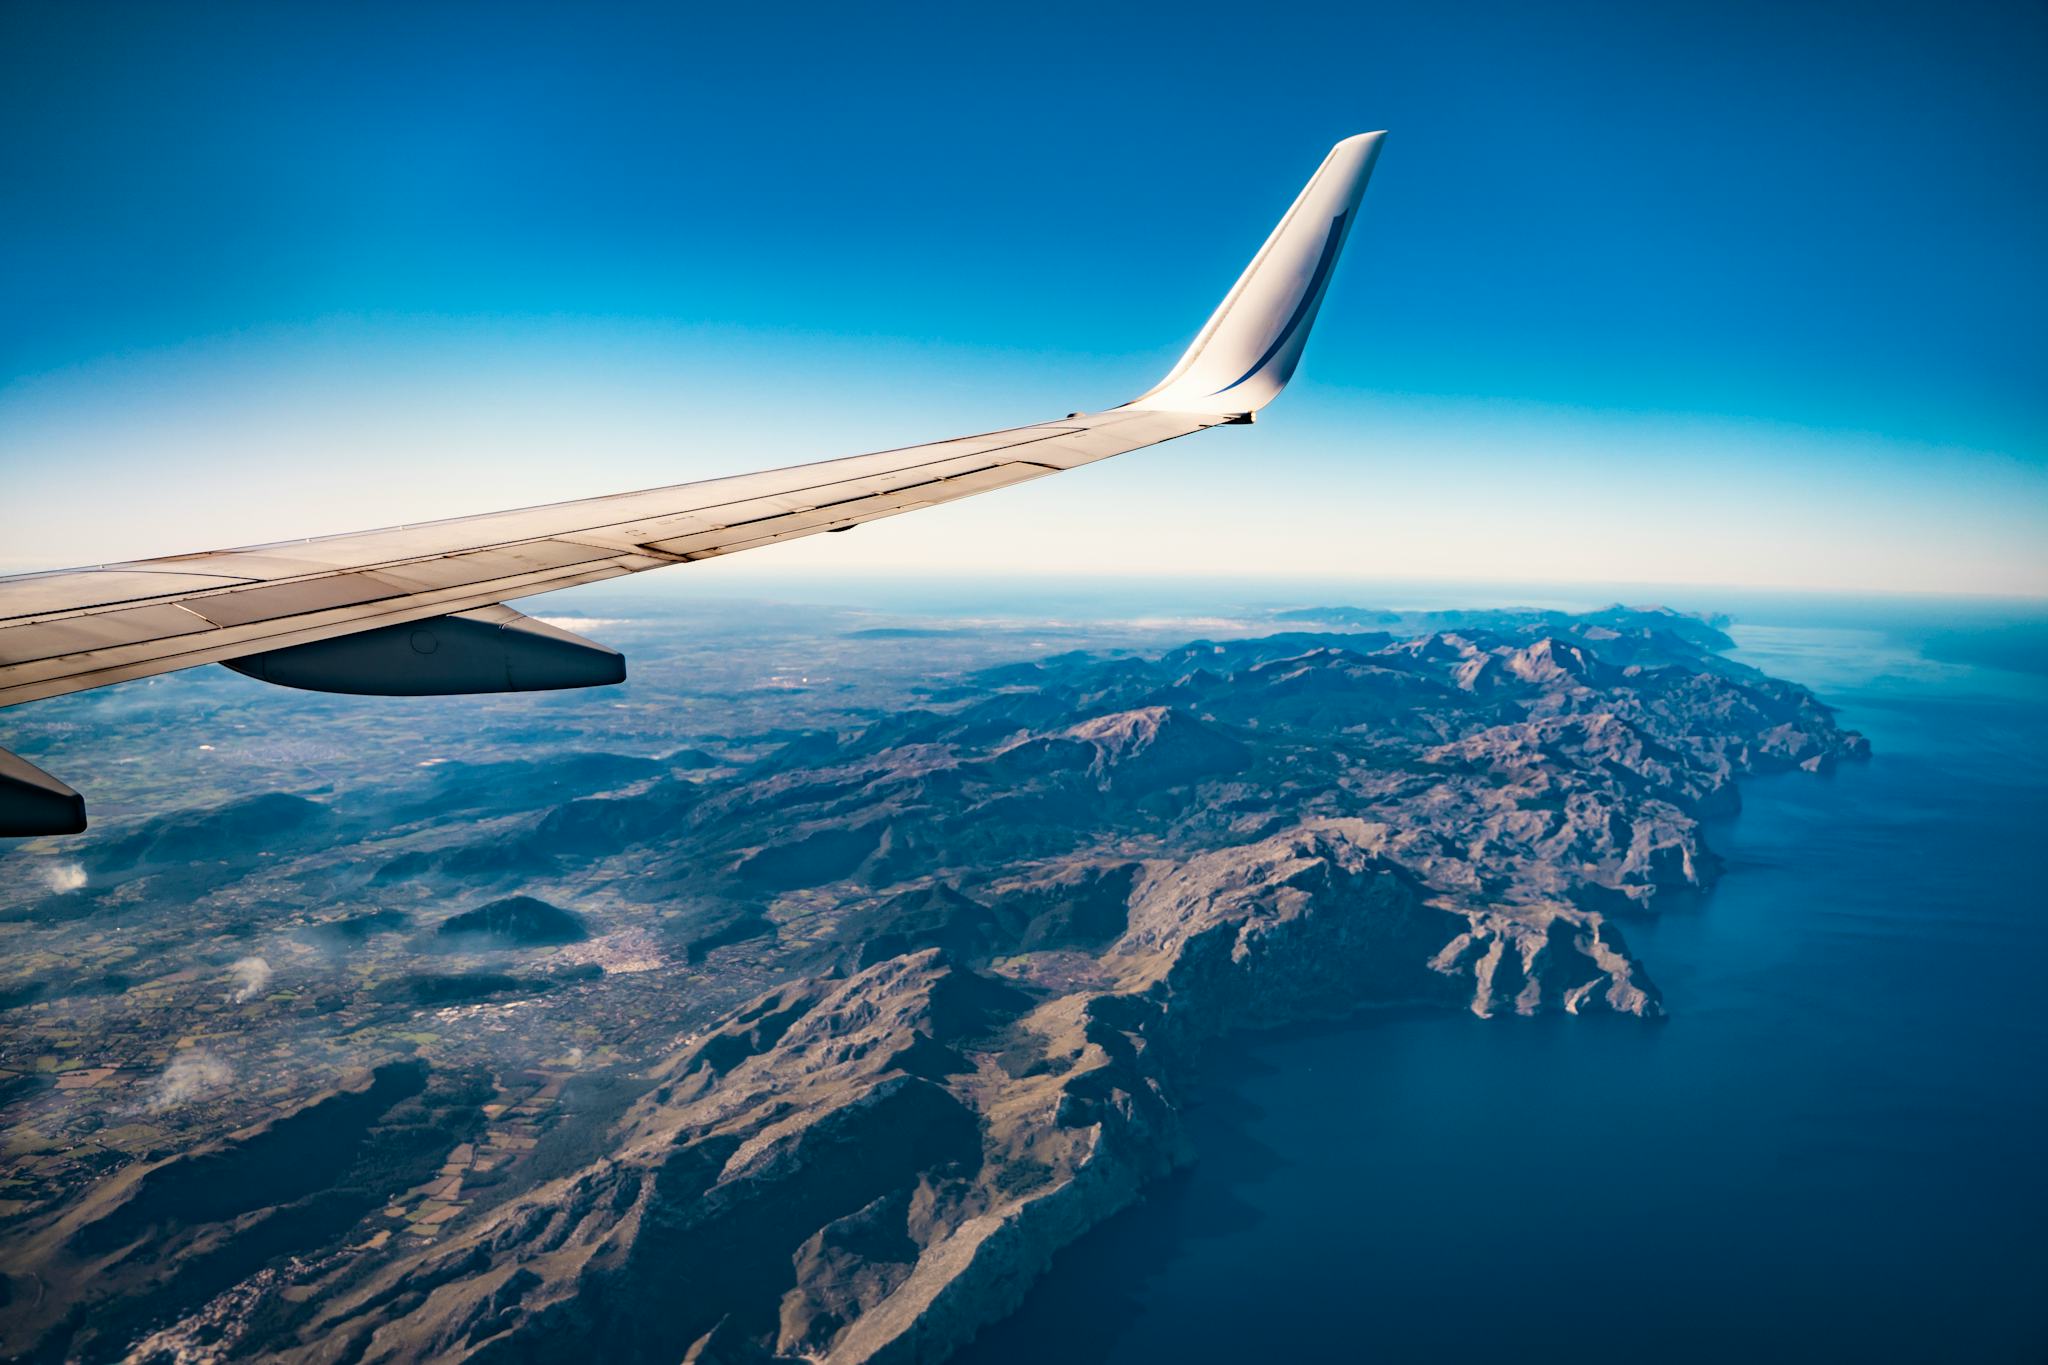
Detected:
[{"left": 0, "top": 132, "right": 1385, "bottom": 833}]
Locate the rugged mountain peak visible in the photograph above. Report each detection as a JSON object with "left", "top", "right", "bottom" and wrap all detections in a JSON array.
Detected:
[
  {"left": 1061, "top": 706, "right": 1249, "bottom": 784},
  {"left": 434, "top": 896, "right": 588, "bottom": 947},
  {"left": 1505, "top": 636, "right": 1607, "bottom": 686},
  {"left": 1453, "top": 651, "right": 1510, "bottom": 693},
  {"left": 988, "top": 705, "right": 1250, "bottom": 794},
  {"left": 1377, "top": 630, "right": 1488, "bottom": 666}
]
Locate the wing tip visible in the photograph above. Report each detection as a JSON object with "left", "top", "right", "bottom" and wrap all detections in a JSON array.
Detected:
[{"left": 1127, "top": 133, "right": 1385, "bottom": 416}]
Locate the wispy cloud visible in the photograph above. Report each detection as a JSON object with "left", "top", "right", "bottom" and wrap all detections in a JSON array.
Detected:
[
  {"left": 148, "top": 1052, "right": 232, "bottom": 1111},
  {"left": 226, "top": 957, "right": 273, "bottom": 1003},
  {"left": 41, "top": 861, "right": 85, "bottom": 894},
  {"left": 535, "top": 616, "right": 635, "bottom": 632}
]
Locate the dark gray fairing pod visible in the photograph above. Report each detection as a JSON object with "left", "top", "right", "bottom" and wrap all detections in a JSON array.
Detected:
[
  {"left": 0, "top": 747, "right": 87, "bottom": 836},
  {"left": 223, "top": 605, "right": 625, "bottom": 696}
]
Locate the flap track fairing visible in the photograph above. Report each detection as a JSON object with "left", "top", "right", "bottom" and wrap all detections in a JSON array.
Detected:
[{"left": 222, "top": 605, "right": 625, "bottom": 697}]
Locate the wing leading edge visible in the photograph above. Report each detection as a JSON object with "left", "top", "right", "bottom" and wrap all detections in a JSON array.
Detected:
[{"left": 0, "top": 131, "right": 1386, "bottom": 834}]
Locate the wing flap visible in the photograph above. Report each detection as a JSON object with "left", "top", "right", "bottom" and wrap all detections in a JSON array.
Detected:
[
  {"left": 640, "top": 461, "right": 1056, "bottom": 558},
  {"left": 0, "top": 604, "right": 216, "bottom": 668},
  {"left": 0, "top": 570, "right": 255, "bottom": 621},
  {"left": 175, "top": 571, "right": 419, "bottom": 628}
]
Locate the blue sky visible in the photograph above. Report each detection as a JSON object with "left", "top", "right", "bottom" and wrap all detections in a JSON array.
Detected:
[{"left": 3, "top": 0, "right": 2045, "bottom": 595}]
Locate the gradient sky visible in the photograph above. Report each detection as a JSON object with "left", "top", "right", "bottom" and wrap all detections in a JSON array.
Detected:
[{"left": 3, "top": 0, "right": 2045, "bottom": 595}]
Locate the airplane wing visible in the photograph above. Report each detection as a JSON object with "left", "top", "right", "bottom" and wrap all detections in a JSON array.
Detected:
[{"left": 0, "top": 131, "right": 1385, "bottom": 834}]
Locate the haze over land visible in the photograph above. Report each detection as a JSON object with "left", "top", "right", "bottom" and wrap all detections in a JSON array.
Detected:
[{"left": 0, "top": 594, "right": 1867, "bottom": 1361}]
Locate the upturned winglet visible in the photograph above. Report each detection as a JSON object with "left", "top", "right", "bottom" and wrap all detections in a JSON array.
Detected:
[{"left": 1126, "top": 131, "right": 1384, "bottom": 417}]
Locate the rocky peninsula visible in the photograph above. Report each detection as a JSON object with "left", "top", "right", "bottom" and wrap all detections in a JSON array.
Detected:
[{"left": 0, "top": 605, "right": 1867, "bottom": 1362}]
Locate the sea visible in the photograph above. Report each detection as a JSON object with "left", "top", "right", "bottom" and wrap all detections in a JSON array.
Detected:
[{"left": 938, "top": 588, "right": 2048, "bottom": 1364}]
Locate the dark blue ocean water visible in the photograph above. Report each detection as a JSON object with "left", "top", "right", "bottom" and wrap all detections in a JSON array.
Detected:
[{"left": 960, "top": 604, "right": 2048, "bottom": 1364}]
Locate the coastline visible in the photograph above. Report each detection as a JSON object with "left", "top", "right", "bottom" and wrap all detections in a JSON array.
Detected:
[
  {"left": 0, "top": 606, "right": 1876, "bottom": 1361},
  {"left": 963, "top": 613, "right": 2048, "bottom": 1364}
]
